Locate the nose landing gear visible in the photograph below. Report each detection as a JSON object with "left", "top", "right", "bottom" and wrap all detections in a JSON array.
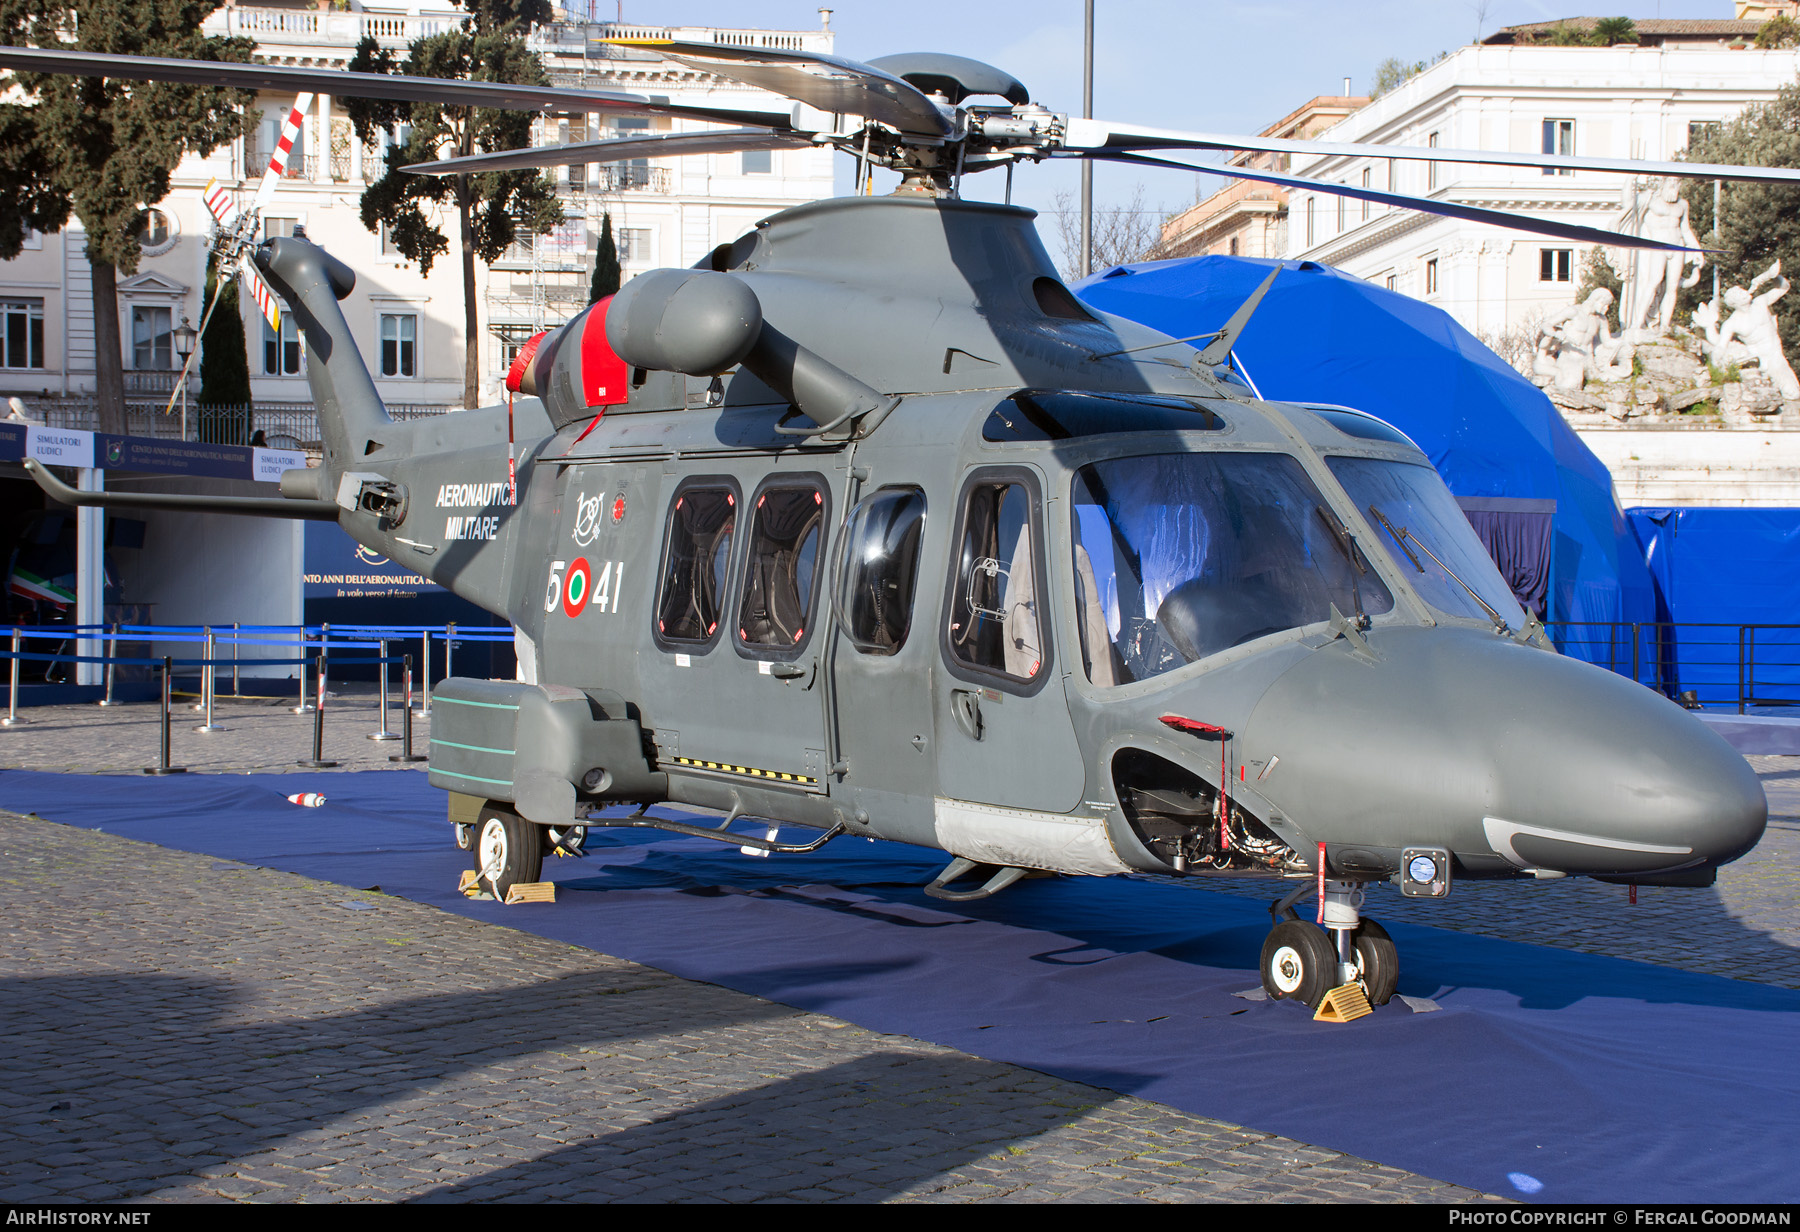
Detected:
[{"left": 1259, "top": 879, "right": 1398, "bottom": 1009}]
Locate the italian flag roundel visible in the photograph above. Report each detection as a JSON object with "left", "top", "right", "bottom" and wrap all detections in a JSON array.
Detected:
[{"left": 563, "top": 557, "right": 593, "bottom": 618}]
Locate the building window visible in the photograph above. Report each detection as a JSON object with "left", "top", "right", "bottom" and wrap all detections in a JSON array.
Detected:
[
  {"left": 263, "top": 217, "right": 298, "bottom": 241},
  {"left": 262, "top": 316, "right": 301, "bottom": 375},
  {"left": 741, "top": 149, "right": 773, "bottom": 175},
  {"left": 1385, "top": 273, "right": 1398, "bottom": 291},
  {"left": 1542, "top": 119, "right": 1575, "bottom": 176},
  {"left": 1361, "top": 167, "right": 1371, "bottom": 221},
  {"left": 1229, "top": 236, "right": 1239, "bottom": 256},
  {"left": 135, "top": 209, "right": 172, "bottom": 253},
  {"left": 618, "top": 227, "right": 653, "bottom": 263},
  {"left": 379, "top": 313, "right": 416, "bottom": 378},
  {"left": 258, "top": 107, "right": 306, "bottom": 178},
  {"left": 1540, "top": 248, "right": 1573, "bottom": 282},
  {"left": 1424, "top": 258, "right": 1439, "bottom": 295},
  {"left": 379, "top": 223, "right": 404, "bottom": 258},
  {"left": 1428, "top": 131, "right": 1440, "bottom": 190},
  {"left": 131, "top": 306, "right": 172, "bottom": 370},
  {"left": 0, "top": 299, "right": 43, "bottom": 369},
  {"left": 564, "top": 116, "right": 586, "bottom": 193}
]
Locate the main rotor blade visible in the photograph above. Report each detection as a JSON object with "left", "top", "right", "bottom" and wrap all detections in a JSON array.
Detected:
[
  {"left": 1068, "top": 117, "right": 1800, "bottom": 186},
  {"left": 1087, "top": 151, "right": 1703, "bottom": 252},
  {"left": 252, "top": 92, "right": 312, "bottom": 214},
  {"left": 403, "top": 128, "right": 813, "bottom": 176},
  {"left": 0, "top": 45, "right": 793, "bottom": 129},
  {"left": 618, "top": 39, "right": 954, "bottom": 138}
]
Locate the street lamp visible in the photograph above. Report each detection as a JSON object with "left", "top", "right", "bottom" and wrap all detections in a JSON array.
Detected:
[{"left": 172, "top": 316, "right": 198, "bottom": 441}]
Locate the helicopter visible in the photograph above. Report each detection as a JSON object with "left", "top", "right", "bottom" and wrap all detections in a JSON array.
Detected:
[{"left": 0, "top": 37, "right": 1779, "bottom": 1011}]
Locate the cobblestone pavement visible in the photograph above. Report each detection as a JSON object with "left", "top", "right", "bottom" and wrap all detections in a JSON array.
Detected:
[
  {"left": 4, "top": 699, "right": 1796, "bottom": 1203},
  {"left": 0, "top": 815, "right": 1490, "bottom": 1204}
]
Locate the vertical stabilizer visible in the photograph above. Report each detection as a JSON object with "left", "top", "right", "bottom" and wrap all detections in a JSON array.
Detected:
[{"left": 256, "top": 237, "right": 393, "bottom": 476}]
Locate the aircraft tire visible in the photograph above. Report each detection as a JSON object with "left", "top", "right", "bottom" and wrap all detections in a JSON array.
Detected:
[
  {"left": 1259, "top": 919, "right": 1335, "bottom": 1008},
  {"left": 1353, "top": 918, "right": 1400, "bottom": 1006},
  {"left": 473, "top": 804, "right": 544, "bottom": 899}
]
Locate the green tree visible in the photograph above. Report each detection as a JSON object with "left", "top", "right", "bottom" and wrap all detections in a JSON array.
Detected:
[
  {"left": 1592, "top": 17, "right": 1639, "bottom": 46},
  {"left": 1369, "top": 51, "right": 1448, "bottom": 100},
  {"left": 1573, "top": 246, "right": 1623, "bottom": 333},
  {"left": 0, "top": 0, "right": 252, "bottom": 435},
  {"left": 196, "top": 253, "right": 252, "bottom": 441},
  {"left": 589, "top": 213, "right": 620, "bottom": 304},
  {"left": 345, "top": 0, "right": 561, "bottom": 408},
  {"left": 1756, "top": 15, "right": 1800, "bottom": 49},
  {"left": 1680, "top": 82, "right": 1800, "bottom": 360}
]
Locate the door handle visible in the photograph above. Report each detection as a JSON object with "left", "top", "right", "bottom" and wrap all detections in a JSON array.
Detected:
[
  {"left": 951, "top": 688, "right": 983, "bottom": 741},
  {"left": 768, "top": 662, "right": 806, "bottom": 679}
]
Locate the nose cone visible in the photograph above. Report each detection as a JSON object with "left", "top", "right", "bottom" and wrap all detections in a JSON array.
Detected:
[{"left": 1241, "top": 628, "right": 1766, "bottom": 876}]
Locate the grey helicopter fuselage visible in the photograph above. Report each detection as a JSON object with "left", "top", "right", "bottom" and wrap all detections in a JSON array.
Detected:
[{"left": 256, "top": 190, "right": 1764, "bottom": 905}]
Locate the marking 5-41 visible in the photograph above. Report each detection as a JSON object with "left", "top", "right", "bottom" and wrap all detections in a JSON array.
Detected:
[{"left": 546, "top": 558, "right": 624, "bottom": 618}]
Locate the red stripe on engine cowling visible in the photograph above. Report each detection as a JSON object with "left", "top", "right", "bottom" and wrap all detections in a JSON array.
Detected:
[{"left": 579, "top": 294, "right": 629, "bottom": 408}]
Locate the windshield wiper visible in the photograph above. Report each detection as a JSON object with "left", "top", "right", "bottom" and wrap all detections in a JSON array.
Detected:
[
  {"left": 1367, "top": 506, "right": 1511, "bottom": 636},
  {"left": 1315, "top": 504, "right": 1370, "bottom": 627}
]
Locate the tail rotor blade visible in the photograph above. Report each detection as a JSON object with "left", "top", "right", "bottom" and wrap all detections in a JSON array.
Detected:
[
  {"left": 201, "top": 178, "right": 239, "bottom": 231},
  {"left": 242, "top": 255, "right": 281, "bottom": 331},
  {"left": 253, "top": 93, "right": 313, "bottom": 213}
]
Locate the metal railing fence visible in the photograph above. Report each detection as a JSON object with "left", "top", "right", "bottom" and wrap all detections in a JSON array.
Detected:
[{"left": 1547, "top": 621, "right": 1800, "bottom": 713}]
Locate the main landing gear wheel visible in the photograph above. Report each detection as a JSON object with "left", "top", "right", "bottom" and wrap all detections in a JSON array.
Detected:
[
  {"left": 473, "top": 805, "right": 543, "bottom": 899},
  {"left": 1353, "top": 918, "right": 1399, "bottom": 1007},
  {"left": 1260, "top": 919, "right": 1336, "bottom": 1009}
]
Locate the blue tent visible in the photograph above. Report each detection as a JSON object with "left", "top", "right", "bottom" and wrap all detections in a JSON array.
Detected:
[
  {"left": 1628, "top": 507, "right": 1800, "bottom": 705},
  {"left": 1075, "top": 256, "right": 1655, "bottom": 663}
]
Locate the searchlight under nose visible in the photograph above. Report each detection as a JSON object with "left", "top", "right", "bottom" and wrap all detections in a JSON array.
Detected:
[{"left": 1240, "top": 627, "right": 1767, "bottom": 878}]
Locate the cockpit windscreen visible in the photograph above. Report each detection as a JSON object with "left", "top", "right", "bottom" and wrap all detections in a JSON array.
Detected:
[
  {"left": 1070, "top": 453, "right": 1393, "bottom": 685},
  {"left": 1327, "top": 457, "right": 1525, "bottom": 628}
]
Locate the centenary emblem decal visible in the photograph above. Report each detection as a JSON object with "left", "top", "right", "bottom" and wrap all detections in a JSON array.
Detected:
[
  {"left": 572, "top": 491, "right": 603, "bottom": 546},
  {"left": 563, "top": 557, "right": 593, "bottom": 618}
]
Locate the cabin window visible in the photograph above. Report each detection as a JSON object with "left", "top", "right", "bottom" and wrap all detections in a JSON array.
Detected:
[
  {"left": 654, "top": 483, "right": 737, "bottom": 645},
  {"left": 946, "top": 473, "right": 1045, "bottom": 683},
  {"left": 1069, "top": 453, "right": 1391, "bottom": 684},
  {"left": 737, "top": 480, "right": 828, "bottom": 652},
  {"left": 838, "top": 486, "right": 926, "bottom": 656}
]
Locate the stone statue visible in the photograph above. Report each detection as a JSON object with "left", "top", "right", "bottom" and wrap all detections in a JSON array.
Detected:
[
  {"left": 1694, "top": 260, "right": 1800, "bottom": 401},
  {"left": 1618, "top": 177, "right": 1704, "bottom": 340},
  {"left": 1532, "top": 288, "right": 1634, "bottom": 391}
]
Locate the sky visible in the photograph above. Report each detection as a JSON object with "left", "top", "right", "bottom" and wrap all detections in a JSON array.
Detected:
[{"left": 598, "top": 1, "right": 1759, "bottom": 267}]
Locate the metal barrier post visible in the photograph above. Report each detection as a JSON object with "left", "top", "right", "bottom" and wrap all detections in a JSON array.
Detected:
[
  {"left": 300, "top": 652, "right": 340, "bottom": 768},
  {"left": 1, "top": 627, "right": 24, "bottom": 726},
  {"left": 390, "top": 654, "right": 428, "bottom": 763},
  {"left": 194, "top": 627, "right": 223, "bottom": 732},
  {"left": 192, "top": 625, "right": 209, "bottom": 711},
  {"left": 1631, "top": 623, "right": 1641, "bottom": 687},
  {"left": 98, "top": 623, "right": 120, "bottom": 707},
  {"left": 1739, "top": 627, "right": 1748, "bottom": 715},
  {"left": 369, "top": 638, "right": 398, "bottom": 741},
  {"left": 444, "top": 621, "right": 456, "bottom": 685},
  {"left": 231, "top": 621, "right": 240, "bottom": 698},
  {"left": 144, "top": 656, "right": 185, "bottom": 774},
  {"left": 292, "top": 628, "right": 315, "bottom": 714},
  {"left": 419, "top": 628, "right": 432, "bottom": 716}
]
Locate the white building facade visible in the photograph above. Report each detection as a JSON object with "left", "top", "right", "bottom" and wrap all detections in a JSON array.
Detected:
[
  {"left": 1282, "top": 37, "right": 1800, "bottom": 344},
  {"left": 0, "top": 6, "right": 837, "bottom": 429}
]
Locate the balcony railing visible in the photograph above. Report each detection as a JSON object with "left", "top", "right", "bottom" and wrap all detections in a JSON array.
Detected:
[
  {"left": 205, "top": 8, "right": 456, "bottom": 50},
  {"left": 585, "top": 165, "right": 669, "bottom": 193}
]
